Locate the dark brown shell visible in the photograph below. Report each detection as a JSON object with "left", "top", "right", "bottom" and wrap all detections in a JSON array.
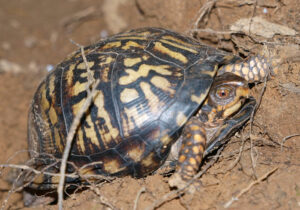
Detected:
[{"left": 28, "top": 28, "right": 236, "bottom": 180}]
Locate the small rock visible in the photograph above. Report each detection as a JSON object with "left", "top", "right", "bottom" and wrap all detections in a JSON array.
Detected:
[
  {"left": 0, "top": 59, "right": 22, "bottom": 73},
  {"left": 24, "top": 36, "right": 37, "bottom": 48},
  {"left": 1, "top": 42, "right": 11, "bottom": 51}
]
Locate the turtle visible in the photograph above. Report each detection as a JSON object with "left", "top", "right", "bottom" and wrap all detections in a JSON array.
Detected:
[{"left": 25, "top": 27, "right": 275, "bottom": 202}]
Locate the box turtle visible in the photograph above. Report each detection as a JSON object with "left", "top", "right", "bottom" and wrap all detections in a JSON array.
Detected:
[{"left": 25, "top": 28, "right": 275, "bottom": 196}]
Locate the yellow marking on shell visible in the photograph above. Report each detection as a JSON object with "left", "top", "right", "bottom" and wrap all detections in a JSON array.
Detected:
[
  {"left": 76, "top": 126, "right": 86, "bottom": 154},
  {"left": 191, "top": 93, "right": 207, "bottom": 104},
  {"left": 122, "top": 41, "right": 144, "bottom": 50},
  {"left": 178, "top": 155, "right": 186, "bottom": 163},
  {"left": 160, "top": 39, "right": 198, "bottom": 54},
  {"left": 103, "top": 159, "right": 125, "bottom": 174},
  {"left": 189, "top": 157, "right": 197, "bottom": 165},
  {"left": 94, "top": 91, "right": 120, "bottom": 144},
  {"left": 66, "top": 64, "right": 75, "bottom": 87},
  {"left": 120, "top": 88, "right": 139, "bottom": 103},
  {"left": 115, "top": 36, "right": 147, "bottom": 40},
  {"left": 176, "top": 112, "right": 187, "bottom": 127},
  {"left": 99, "top": 56, "right": 115, "bottom": 65},
  {"left": 102, "top": 41, "right": 121, "bottom": 49},
  {"left": 150, "top": 76, "right": 175, "bottom": 95},
  {"left": 100, "top": 67, "right": 109, "bottom": 82},
  {"left": 77, "top": 61, "right": 94, "bottom": 70},
  {"left": 32, "top": 174, "right": 47, "bottom": 186},
  {"left": 142, "top": 55, "right": 149, "bottom": 60},
  {"left": 127, "top": 146, "right": 144, "bottom": 162},
  {"left": 72, "top": 98, "right": 86, "bottom": 120},
  {"left": 124, "top": 57, "right": 142, "bottom": 67},
  {"left": 48, "top": 106, "right": 58, "bottom": 125},
  {"left": 122, "top": 106, "right": 149, "bottom": 136},
  {"left": 54, "top": 128, "right": 64, "bottom": 153},
  {"left": 73, "top": 81, "right": 88, "bottom": 96},
  {"left": 140, "top": 153, "right": 155, "bottom": 167},
  {"left": 153, "top": 42, "right": 188, "bottom": 63},
  {"left": 41, "top": 84, "right": 50, "bottom": 110},
  {"left": 84, "top": 114, "right": 100, "bottom": 148},
  {"left": 140, "top": 81, "right": 164, "bottom": 114},
  {"left": 162, "top": 35, "right": 196, "bottom": 48},
  {"left": 118, "top": 64, "right": 172, "bottom": 85},
  {"left": 161, "top": 134, "right": 171, "bottom": 144}
]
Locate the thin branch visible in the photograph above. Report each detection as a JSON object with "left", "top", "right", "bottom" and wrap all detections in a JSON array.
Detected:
[
  {"left": 57, "top": 80, "right": 100, "bottom": 210},
  {"left": 133, "top": 187, "right": 146, "bottom": 210},
  {"left": 224, "top": 167, "right": 278, "bottom": 208},
  {"left": 280, "top": 134, "right": 300, "bottom": 151}
]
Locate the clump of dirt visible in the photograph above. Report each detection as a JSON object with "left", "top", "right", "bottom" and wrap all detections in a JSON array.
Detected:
[{"left": 0, "top": 0, "right": 299, "bottom": 209}]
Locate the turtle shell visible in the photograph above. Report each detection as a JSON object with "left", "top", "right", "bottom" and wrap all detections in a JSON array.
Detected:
[{"left": 28, "top": 28, "right": 237, "bottom": 179}]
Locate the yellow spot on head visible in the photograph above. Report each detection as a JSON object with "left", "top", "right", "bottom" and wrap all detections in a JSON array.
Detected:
[{"left": 120, "top": 88, "right": 139, "bottom": 103}]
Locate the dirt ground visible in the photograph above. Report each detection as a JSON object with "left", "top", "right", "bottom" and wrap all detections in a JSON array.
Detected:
[{"left": 0, "top": 0, "right": 299, "bottom": 209}]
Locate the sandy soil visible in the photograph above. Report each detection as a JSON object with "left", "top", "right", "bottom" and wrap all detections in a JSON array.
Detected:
[{"left": 0, "top": 0, "right": 299, "bottom": 209}]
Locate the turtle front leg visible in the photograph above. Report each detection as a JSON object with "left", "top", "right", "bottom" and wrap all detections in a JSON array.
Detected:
[{"left": 169, "top": 116, "right": 206, "bottom": 191}]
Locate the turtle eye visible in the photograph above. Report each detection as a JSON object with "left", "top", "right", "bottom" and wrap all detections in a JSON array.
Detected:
[{"left": 215, "top": 87, "right": 231, "bottom": 99}]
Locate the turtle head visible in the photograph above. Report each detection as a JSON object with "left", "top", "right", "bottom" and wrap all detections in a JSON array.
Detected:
[{"left": 198, "top": 73, "right": 250, "bottom": 126}]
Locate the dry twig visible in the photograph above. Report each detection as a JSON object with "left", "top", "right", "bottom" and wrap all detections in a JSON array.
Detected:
[
  {"left": 280, "top": 134, "right": 300, "bottom": 151},
  {"left": 133, "top": 187, "right": 146, "bottom": 210},
  {"left": 57, "top": 43, "right": 99, "bottom": 210},
  {"left": 223, "top": 167, "right": 278, "bottom": 208}
]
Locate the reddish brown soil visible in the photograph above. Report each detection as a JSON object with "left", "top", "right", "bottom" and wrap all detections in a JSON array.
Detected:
[{"left": 0, "top": 0, "right": 299, "bottom": 209}]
